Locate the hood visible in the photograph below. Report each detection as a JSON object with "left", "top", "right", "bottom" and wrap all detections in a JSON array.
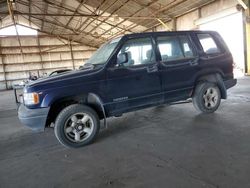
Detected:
[{"left": 26, "top": 68, "right": 101, "bottom": 92}]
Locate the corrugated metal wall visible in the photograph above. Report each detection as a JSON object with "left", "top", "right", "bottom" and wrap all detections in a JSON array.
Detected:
[{"left": 0, "top": 35, "right": 96, "bottom": 90}]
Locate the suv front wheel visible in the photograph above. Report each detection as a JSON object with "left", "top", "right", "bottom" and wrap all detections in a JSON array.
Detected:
[
  {"left": 192, "top": 82, "right": 221, "bottom": 113},
  {"left": 54, "top": 104, "right": 100, "bottom": 148}
]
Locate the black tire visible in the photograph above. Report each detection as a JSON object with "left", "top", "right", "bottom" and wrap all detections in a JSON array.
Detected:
[
  {"left": 192, "top": 82, "right": 221, "bottom": 113},
  {"left": 54, "top": 104, "right": 100, "bottom": 148}
]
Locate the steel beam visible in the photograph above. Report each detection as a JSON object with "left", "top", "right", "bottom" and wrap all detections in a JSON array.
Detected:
[
  {"left": 86, "top": 0, "right": 130, "bottom": 34},
  {"left": 97, "top": 0, "right": 176, "bottom": 42}
]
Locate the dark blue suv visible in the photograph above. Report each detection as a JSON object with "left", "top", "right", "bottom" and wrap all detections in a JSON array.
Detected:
[{"left": 18, "top": 31, "right": 237, "bottom": 148}]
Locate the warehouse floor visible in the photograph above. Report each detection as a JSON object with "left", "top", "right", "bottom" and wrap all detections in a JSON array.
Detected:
[{"left": 0, "top": 77, "right": 250, "bottom": 188}]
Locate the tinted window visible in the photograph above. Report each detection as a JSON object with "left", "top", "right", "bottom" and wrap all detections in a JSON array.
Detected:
[
  {"left": 157, "top": 35, "right": 193, "bottom": 62},
  {"left": 197, "top": 33, "right": 221, "bottom": 54},
  {"left": 118, "top": 37, "right": 155, "bottom": 67}
]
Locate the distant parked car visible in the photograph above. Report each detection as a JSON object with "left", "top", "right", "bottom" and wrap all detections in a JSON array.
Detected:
[{"left": 18, "top": 30, "right": 236, "bottom": 148}]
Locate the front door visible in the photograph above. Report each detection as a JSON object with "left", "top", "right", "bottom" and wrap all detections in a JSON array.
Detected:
[{"left": 105, "top": 37, "right": 162, "bottom": 115}]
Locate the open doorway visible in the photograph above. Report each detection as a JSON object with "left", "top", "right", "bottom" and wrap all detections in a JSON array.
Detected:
[{"left": 199, "top": 12, "right": 245, "bottom": 77}]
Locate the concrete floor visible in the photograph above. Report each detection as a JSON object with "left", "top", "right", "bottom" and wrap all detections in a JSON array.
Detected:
[{"left": 0, "top": 77, "right": 250, "bottom": 188}]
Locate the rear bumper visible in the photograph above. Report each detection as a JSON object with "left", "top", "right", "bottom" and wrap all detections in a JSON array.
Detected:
[
  {"left": 224, "top": 78, "right": 237, "bottom": 89},
  {"left": 18, "top": 104, "right": 50, "bottom": 132}
]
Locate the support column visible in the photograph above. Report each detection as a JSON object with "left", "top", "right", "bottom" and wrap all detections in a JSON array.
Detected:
[
  {"left": 37, "top": 36, "right": 43, "bottom": 77},
  {"left": 70, "top": 41, "right": 75, "bottom": 70},
  {"left": 246, "top": 13, "right": 250, "bottom": 74},
  {"left": 172, "top": 18, "right": 177, "bottom": 31},
  {"left": 244, "top": 0, "right": 250, "bottom": 74},
  {"left": 0, "top": 39, "right": 7, "bottom": 90}
]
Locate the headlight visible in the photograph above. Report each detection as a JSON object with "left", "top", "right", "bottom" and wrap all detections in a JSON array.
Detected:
[{"left": 23, "top": 92, "right": 40, "bottom": 105}]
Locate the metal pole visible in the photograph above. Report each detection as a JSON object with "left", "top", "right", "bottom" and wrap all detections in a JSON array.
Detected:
[
  {"left": 0, "top": 39, "right": 7, "bottom": 89},
  {"left": 70, "top": 41, "right": 75, "bottom": 70},
  {"left": 37, "top": 36, "right": 44, "bottom": 75}
]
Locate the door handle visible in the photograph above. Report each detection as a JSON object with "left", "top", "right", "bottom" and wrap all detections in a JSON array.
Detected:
[
  {"left": 147, "top": 65, "right": 158, "bottom": 73},
  {"left": 189, "top": 59, "right": 198, "bottom": 66}
]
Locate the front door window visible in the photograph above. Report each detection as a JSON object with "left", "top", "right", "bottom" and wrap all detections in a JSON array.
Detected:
[{"left": 118, "top": 37, "right": 155, "bottom": 67}]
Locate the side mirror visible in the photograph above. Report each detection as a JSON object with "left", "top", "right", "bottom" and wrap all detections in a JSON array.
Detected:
[{"left": 117, "top": 52, "right": 128, "bottom": 65}]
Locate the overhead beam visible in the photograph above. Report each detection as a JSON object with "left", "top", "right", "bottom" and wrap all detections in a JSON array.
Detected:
[
  {"left": 63, "top": 0, "right": 87, "bottom": 29},
  {"left": 105, "top": 0, "right": 187, "bottom": 41},
  {"left": 27, "top": 16, "right": 106, "bottom": 47},
  {"left": 0, "top": 11, "right": 169, "bottom": 19},
  {"left": 21, "top": 13, "right": 106, "bottom": 45},
  {"left": 76, "top": 0, "right": 119, "bottom": 31},
  {"left": 17, "top": 16, "right": 99, "bottom": 48},
  {"left": 85, "top": 0, "right": 130, "bottom": 34},
  {"left": 14, "top": 0, "right": 134, "bottom": 34},
  {"left": 157, "top": 18, "right": 171, "bottom": 31},
  {"left": 237, "top": 0, "right": 248, "bottom": 9},
  {"left": 98, "top": 0, "right": 171, "bottom": 40},
  {"left": 87, "top": 0, "right": 162, "bottom": 45},
  {"left": 74, "top": 0, "right": 107, "bottom": 31},
  {"left": 142, "top": 0, "right": 216, "bottom": 33}
]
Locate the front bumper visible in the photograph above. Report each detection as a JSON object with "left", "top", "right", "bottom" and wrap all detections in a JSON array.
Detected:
[
  {"left": 224, "top": 78, "right": 237, "bottom": 89},
  {"left": 18, "top": 104, "right": 50, "bottom": 132}
]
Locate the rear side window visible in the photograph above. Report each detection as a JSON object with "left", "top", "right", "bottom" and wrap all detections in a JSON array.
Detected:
[
  {"left": 157, "top": 35, "right": 194, "bottom": 62},
  {"left": 197, "top": 33, "right": 221, "bottom": 55}
]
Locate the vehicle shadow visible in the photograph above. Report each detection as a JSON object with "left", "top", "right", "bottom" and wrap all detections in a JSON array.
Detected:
[{"left": 95, "top": 105, "right": 171, "bottom": 143}]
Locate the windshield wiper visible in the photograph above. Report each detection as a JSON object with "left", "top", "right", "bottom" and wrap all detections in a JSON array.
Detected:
[
  {"left": 80, "top": 63, "right": 104, "bottom": 70},
  {"left": 80, "top": 63, "right": 94, "bottom": 70}
]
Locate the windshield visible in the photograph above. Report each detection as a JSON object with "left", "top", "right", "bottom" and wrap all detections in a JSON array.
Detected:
[{"left": 85, "top": 37, "right": 121, "bottom": 66}]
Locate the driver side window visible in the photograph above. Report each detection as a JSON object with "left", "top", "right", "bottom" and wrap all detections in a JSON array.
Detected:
[{"left": 117, "top": 37, "right": 155, "bottom": 67}]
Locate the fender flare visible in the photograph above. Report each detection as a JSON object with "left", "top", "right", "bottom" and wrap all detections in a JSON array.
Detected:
[
  {"left": 196, "top": 73, "right": 227, "bottom": 99},
  {"left": 87, "top": 93, "right": 107, "bottom": 128}
]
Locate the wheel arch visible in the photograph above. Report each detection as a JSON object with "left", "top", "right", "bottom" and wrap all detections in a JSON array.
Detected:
[
  {"left": 195, "top": 72, "right": 227, "bottom": 99},
  {"left": 45, "top": 93, "right": 107, "bottom": 127}
]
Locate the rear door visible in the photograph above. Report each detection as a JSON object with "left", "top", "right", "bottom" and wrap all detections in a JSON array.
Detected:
[
  {"left": 156, "top": 34, "right": 199, "bottom": 102},
  {"left": 195, "top": 32, "right": 233, "bottom": 79}
]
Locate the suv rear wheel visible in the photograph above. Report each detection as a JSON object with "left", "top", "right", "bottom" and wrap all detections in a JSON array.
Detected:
[
  {"left": 192, "top": 82, "right": 221, "bottom": 113},
  {"left": 54, "top": 104, "right": 100, "bottom": 148}
]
